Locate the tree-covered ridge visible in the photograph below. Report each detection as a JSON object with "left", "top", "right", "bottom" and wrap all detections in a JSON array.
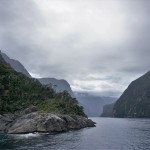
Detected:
[{"left": 0, "top": 53, "right": 85, "bottom": 116}]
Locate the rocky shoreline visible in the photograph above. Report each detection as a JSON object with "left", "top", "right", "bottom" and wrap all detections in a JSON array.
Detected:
[{"left": 0, "top": 107, "right": 96, "bottom": 134}]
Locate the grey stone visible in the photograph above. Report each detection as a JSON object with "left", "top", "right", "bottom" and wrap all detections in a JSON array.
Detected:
[{"left": 4, "top": 111, "right": 96, "bottom": 134}]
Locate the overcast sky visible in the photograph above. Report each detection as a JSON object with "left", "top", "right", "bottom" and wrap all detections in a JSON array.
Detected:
[{"left": 0, "top": 0, "right": 150, "bottom": 97}]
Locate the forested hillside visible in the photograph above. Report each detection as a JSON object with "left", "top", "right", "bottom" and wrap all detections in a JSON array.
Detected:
[{"left": 0, "top": 53, "right": 85, "bottom": 116}]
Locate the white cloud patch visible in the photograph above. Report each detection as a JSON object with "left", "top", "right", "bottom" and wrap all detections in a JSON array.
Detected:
[{"left": 34, "top": 0, "right": 130, "bottom": 45}]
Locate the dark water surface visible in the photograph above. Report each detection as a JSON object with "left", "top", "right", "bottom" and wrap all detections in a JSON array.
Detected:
[{"left": 0, "top": 118, "right": 150, "bottom": 150}]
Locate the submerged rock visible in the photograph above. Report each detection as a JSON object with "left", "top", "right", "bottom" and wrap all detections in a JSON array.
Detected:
[{"left": 0, "top": 111, "right": 96, "bottom": 134}]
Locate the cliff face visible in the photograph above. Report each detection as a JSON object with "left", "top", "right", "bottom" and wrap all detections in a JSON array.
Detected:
[
  {"left": 113, "top": 71, "right": 150, "bottom": 118},
  {"left": 101, "top": 103, "right": 115, "bottom": 117},
  {"left": 38, "top": 78, "right": 74, "bottom": 97}
]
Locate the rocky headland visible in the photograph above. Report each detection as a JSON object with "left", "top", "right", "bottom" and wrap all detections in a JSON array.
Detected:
[{"left": 0, "top": 106, "right": 95, "bottom": 134}]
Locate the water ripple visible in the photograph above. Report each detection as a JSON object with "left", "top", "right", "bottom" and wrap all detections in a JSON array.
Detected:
[{"left": 0, "top": 118, "right": 150, "bottom": 150}]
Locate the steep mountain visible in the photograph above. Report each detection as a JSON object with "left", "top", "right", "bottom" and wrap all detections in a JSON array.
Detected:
[
  {"left": 38, "top": 78, "right": 74, "bottom": 97},
  {"left": 0, "top": 52, "right": 85, "bottom": 116},
  {"left": 113, "top": 71, "right": 150, "bottom": 118},
  {"left": 1, "top": 52, "right": 31, "bottom": 78},
  {"left": 1, "top": 52, "right": 74, "bottom": 97},
  {"left": 75, "top": 92, "right": 116, "bottom": 117},
  {"left": 101, "top": 102, "right": 115, "bottom": 117}
]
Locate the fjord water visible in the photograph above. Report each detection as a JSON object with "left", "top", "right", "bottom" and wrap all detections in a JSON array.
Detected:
[{"left": 1, "top": 118, "right": 150, "bottom": 150}]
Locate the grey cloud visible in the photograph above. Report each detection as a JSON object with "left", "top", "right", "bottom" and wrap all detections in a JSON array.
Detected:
[{"left": 0, "top": 0, "right": 150, "bottom": 97}]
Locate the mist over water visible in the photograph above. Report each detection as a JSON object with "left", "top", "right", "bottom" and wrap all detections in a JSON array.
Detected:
[{"left": 0, "top": 118, "right": 150, "bottom": 150}]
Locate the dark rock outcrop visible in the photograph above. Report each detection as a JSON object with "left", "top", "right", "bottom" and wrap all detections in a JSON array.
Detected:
[
  {"left": 0, "top": 110, "right": 95, "bottom": 134},
  {"left": 113, "top": 71, "right": 150, "bottom": 118},
  {"left": 101, "top": 103, "right": 115, "bottom": 117}
]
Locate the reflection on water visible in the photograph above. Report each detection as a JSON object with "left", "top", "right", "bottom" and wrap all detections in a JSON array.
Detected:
[{"left": 0, "top": 118, "right": 150, "bottom": 150}]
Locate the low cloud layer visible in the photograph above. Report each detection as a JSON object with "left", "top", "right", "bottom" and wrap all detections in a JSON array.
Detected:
[{"left": 0, "top": 0, "right": 150, "bottom": 97}]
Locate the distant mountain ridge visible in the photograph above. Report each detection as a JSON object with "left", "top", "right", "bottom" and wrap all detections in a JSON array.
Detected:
[
  {"left": 75, "top": 92, "right": 116, "bottom": 117},
  {"left": 113, "top": 71, "right": 150, "bottom": 118},
  {"left": 1, "top": 51, "right": 74, "bottom": 97},
  {"left": 38, "top": 78, "right": 74, "bottom": 97}
]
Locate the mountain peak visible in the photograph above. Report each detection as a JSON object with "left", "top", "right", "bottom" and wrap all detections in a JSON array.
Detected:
[
  {"left": 38, "top": 78, "right": 75, "bottom": 97},
  {"left": 1, "top": 52, "right": 31, "bottom": 78}
]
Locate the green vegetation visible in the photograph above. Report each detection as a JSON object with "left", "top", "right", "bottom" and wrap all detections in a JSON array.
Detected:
[
  {"left": 38, "top": 91, "right": 85, "bottom": 116},
  {"left": 0, "top": 53, "right": 85, "bottom": 116}
]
